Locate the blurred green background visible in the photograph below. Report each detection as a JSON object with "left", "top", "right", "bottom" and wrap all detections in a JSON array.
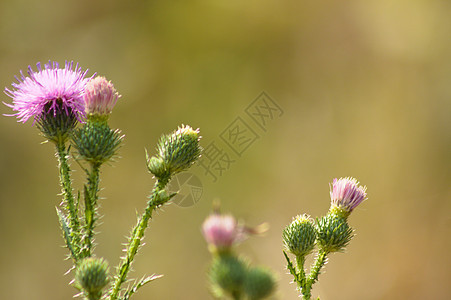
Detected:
[{"left": 1, "top": 0, "right": 450, "bottom": 299}]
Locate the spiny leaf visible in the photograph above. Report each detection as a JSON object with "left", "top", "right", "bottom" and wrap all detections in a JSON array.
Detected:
[{"left": 121, "top": 274, "right": 163, "bottom": 300}]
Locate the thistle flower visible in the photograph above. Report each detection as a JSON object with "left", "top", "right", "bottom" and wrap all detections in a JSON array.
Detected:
[
  {"left": 329, "top": 177, "right": 367, "bottom": 217},
  {"left": 4, "top": 61, "right": 90, "bottom": 123},
  {"left": 72, "top": 76, "right": 123, "bottom": 164},
  {"left": 203, "top": 213, "right": 243, "bottom": 252},
  {"left": 84, "top": 76, "right": 120, "bottom": 116},
  {"left": 202, "top": 212, "right": 267, "bottom": 253}
]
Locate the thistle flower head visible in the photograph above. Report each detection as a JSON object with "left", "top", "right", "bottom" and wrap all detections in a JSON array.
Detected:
[
  {"left": 84, "top": 76, "right": 120, "bottom": 116},
  {"left": 203, "top": 213, "right": 243, "bottom": 252},
  {"left": 202, "top": 211, "right": 267, "bottom": 254},
  {"left": 330, "top": 177, "right": 367, "bottom": 215},
  {"left": 4, "top": 61, "right": 90, "bottom": 123}
]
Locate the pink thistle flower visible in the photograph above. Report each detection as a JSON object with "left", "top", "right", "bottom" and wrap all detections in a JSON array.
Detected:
[
  {"left": 84, "top": 76, "right": 120, "bottom": 115},
  {"left": 202, "top": 212, "right": 269, "bottom": 252},
  {"left": 4, "top": 61, "right": 91, "bottom": 123},
  {"left": 330, "top": 177, "right": 367, "bottom": 213},
  {"left": 202, "top": 213, "right": 243, "bottom": 250}
]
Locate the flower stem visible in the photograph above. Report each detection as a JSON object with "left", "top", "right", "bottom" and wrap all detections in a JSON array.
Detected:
[
  {"left": 303, "top": 250, "right": 328, "bottom": 299},
  {"left": 108, "top": 178, "right": 170, "bottom": 300},
  {"left": 295, "top": 255, "right": 310, "bottom": 298},
  {"left": 82, "top": 162, "right": 102, "bottom": 258},
  {"left": 56, "top": 141, "right": 81, "bottom": 261}
]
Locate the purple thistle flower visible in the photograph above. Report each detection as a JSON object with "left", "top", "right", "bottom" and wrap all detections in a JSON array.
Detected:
[
  {"left": 330, "top": 177, "right": 367, "bottom": 213},
  {"left": 84, "top": 76, "right": 120, "bottom": 115},
  {"left": 4, "top": 61, "right": 91, "bottom": 123}
]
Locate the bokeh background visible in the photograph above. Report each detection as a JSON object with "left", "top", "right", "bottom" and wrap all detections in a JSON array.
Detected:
[{"left": 0, "top": 0, "right": 450, "bottom": 299}]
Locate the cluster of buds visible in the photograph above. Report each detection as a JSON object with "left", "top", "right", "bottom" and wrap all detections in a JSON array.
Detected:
[
  {"left": 283, "top": 177, "right": 367, "bottom": 299},
  {"left": 284, "top": 177, "right": 367, "bottom": 257},
  {"left": 202, "top": 210, "right": 276, "bottom": 300}
]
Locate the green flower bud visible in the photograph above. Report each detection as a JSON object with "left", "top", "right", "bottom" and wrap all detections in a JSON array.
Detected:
[
  {"left": 72, "top": 118, "right": 124, "bottom": 165},
  {"left": 209, "top": 254, "right": 247, "bottom": 298},
  {"left": 316, "top": 214, "right": 353, "bottom": 253},
  {"left": 282, "top": 214, "right": 316, "bottom": 258},
  {"left": 75, "top": 257, "right": 109, "bottom": 300},
  {"left": 146, "top": 154, "right": 170, "bottom": 179},
  {"left": 155, "top": 125, "right": 202, "bottom": 176},
  {"left": 243, "top": 267, "right": 276, "bottom": 300}
]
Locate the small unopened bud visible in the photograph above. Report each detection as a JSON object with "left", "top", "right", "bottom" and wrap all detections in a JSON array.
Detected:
[
  {"left": 75, "top": 257, "right": 109, "bottom": 299},
  {"left": 147, "top": 125, "right": 202, "bottom": 180},
  {"left": 209, "top": 254, "right": 247, "bottom": 297},
  {"left": 316, "top": 214, "right": 353, "bottom": 253},
  {"left": 158, "top": 125, "right": 202, "bottom": 174},
  {"left": 243, "top": 266, "right": 276, "bottom": 300},
  {"left": 72, "top": 122, "right": 124, "bottom": 165},
  {"left": 84, "top": 76, "right": 120, "bottom": 116},
  {"left": 146, "top": 154, "right": 169, "bottom": 179},
  {"left": 282, "top": 214, "right": 316, "bottom": 258}
]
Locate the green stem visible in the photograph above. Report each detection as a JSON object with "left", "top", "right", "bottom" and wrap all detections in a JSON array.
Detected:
[
  {"left": 82, "top": 162, "right": 102, "bottom": 258},
  {"left": 296, "top": 255, "right": 309, "bottom": 298},
  {"left": 303, "top": 250, "right": 328, "bottom": 299},
  {"left": 56, "top": 141, "right": 81, "bottom": 261},
  {"left": 108, "top": 178, "right": 170, "bottom": 300}
]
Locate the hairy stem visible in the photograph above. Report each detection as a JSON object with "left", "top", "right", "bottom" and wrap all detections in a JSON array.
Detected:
[
  {"left": 108, "top": 178, "right": 170, "bottom": 300},
  {"left": 303, "top": 250, "right": 328, "bottom": 299},
  {"left": 296, "top": 255, "right": 309, "bottom": 298},
  {"left": 56, "top": 141, "right": 81, "bottom": 261},
  {"left": 82, "top": 162, "right": 102, "bottom": 258}
]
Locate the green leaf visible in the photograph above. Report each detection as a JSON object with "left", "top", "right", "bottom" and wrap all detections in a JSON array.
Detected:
[{"left": 121, "top": 274, "right": 163, "bottom": 300}]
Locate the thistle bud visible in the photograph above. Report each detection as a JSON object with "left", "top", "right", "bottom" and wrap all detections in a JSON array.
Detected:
[
  {"left": 84, "top": 76, "right": 120, "bottom": 117},
  {"left": 72, "top": 122, "right": 124, "bottom": 165},
  {"left": 148, "top": 125, "right": 202, "bottom": 180},
  {"left": 71, "top": 76, "right": 123, "bottom": 164},
  {"left": 316, "top": 214, "right": 353, "bottom": 253},
  {"left": 209, "top": 254, "right": 247, "bottom": 298},
  {"left": 282, "top": 214, "right": 316, "bottom": 258},
  {"left": 75, "top": 257, "right": 109, "bottom": 300},
  {"left": 146, "top": 155, "right": 169, "bottom": 179},
  {"left": 243, "top": 267, "right": 276, "bottom": 300}
]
